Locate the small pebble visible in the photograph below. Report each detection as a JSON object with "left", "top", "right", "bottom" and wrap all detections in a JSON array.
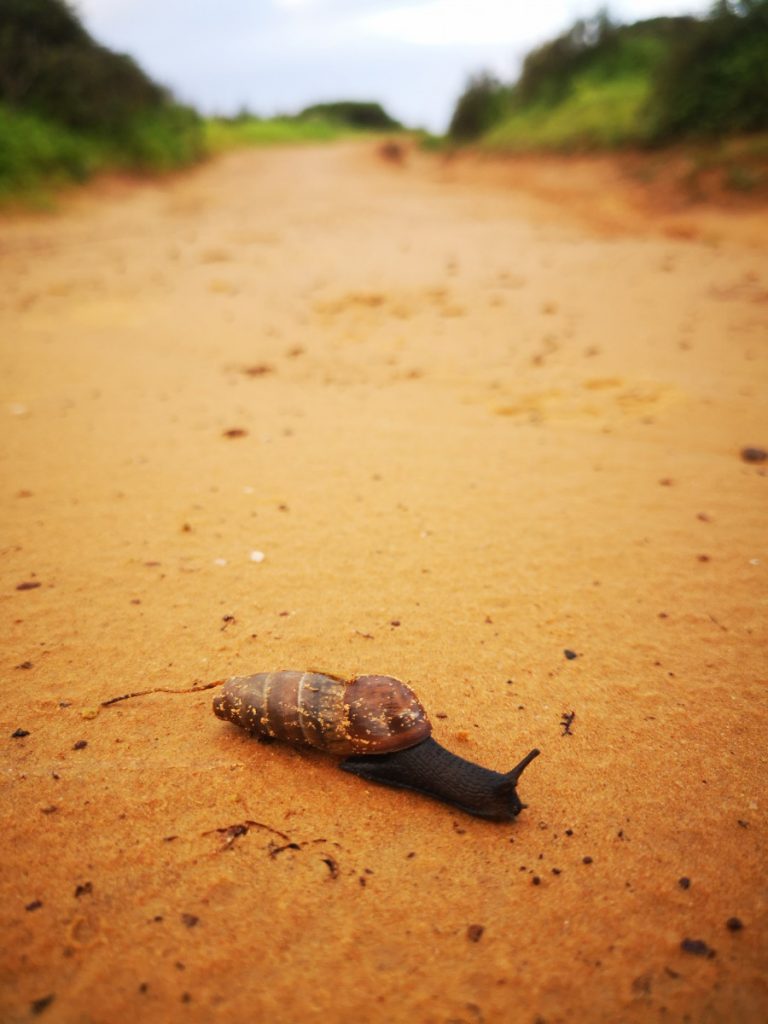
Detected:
[
  {"left": 249, "top": 550, "right": 265, "bottom": 563},
  {"left": 678, "top": 877, "right": 691, "bottom": 890},
  {"left": 30, "top": 995, "right": 54, "bottom": 1016},
  {"left": 726, "top": 917, "right": 744, "bottom": 932},
  {"left": 11, "top": 728, "right": 30, "bottom": 738},
  {"left": 467, "top": 924, "right": 484, "bottom": 942},
  {"left": 564, "top": 649, "right": 578, "bottom": 660},
  {"left": 681, "top": 938, "right": 715, "bottom": 958}
]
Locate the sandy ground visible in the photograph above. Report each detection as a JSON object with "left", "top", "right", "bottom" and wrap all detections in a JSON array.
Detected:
[{"left": 1, "top": 140, "right": 766, "bottom": 1023}]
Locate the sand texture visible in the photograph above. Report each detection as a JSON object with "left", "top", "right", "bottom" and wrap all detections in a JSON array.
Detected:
[{"left": 1, "top": 141, "right": 767, "bottom": 1023}]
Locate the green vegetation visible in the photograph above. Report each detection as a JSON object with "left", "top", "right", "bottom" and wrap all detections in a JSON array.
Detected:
[
  {"left": 448, "top": 74, "right": 512, "bottom": 142},
  {"left": 0, "top": 0, "right": 405, "bottom": 203},
  {"left": 297, "top": 101, "right": 403, "bottom": 131},
  {"left": 204, "top": 102, "right": 403, "bottom": 153},
  {"left": 450, "top": 2, "right": 768, "bottom": 152},
  {"left": 647, "top": 0, "right": 768, "bottom": 141},
  {"left": 204, "top": 115, "right": 350, "bottom": 153},
  {"left": 0, "top": 0, "right": 204, "bottom": 202},
  {"left": 485, "top": 75, "right": 653, "bottom": 150},
  {"left": 0, "top": 104, "right": 98, "bottom": 196}
]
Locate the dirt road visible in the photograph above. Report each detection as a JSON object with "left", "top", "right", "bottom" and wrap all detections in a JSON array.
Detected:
[{"left": 2, "top": 141, "right": 766, "bottom": 1023}]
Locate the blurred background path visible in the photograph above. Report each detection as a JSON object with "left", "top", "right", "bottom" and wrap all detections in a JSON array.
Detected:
[{"left": 2, "top": 140, "right": 766, "bottom": 1023}]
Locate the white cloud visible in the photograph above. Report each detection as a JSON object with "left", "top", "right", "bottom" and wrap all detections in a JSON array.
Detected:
[
  {"left": 271, "top": 0, "right": 323, "bottom": 9},
  {"left": 358, "top": 0, "right": 704, "bottom": 48},
  {"left": 360, "top": 1, "right": 564, "bottom": 47}
]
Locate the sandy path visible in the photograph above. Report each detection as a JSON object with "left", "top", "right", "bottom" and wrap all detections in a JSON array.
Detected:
[{"left": 1, "top": 141, "right": 766, "bottom": 1023}]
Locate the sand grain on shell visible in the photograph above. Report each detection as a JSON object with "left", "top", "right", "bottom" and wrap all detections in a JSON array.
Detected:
[{"left": 1, "top": 141, "right": 766, "bottom": 1023}]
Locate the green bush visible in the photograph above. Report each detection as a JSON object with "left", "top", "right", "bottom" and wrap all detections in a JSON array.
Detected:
[
  {"left": 296, "top": 101, "right": 402, "bottom": 131},
  {"left": 448, "top": 5, "right": 766, "bottom": 151},
  {"left": 448, "top": 14, "right": 693, "bottom": 150},
  {"left": 515, "top": 10, "right": 618, "bottom": 106},
  {"left": 120, "top": 106, "right": 206, "bottom": 169},
  {"left": 646, "top": 0, "right": 768, "bottom": 140},
  {"left": 486, "top": 75, "right": 652, "bottom": 150},
  {"left": 0, "top": 0, "right": 204, "bottom": 198},
  {"left": 0, "top": 104, "right": 101, "bottom": 196},
  {"left": 0, "top": 1, "right": 168, "bottom": 133},
  {"left": 448, "top": 73, "right": 512, "bottom": 142}
]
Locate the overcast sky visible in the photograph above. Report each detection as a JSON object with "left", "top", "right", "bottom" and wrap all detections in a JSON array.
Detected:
[{"left": 73, "top": 0, "right": 709, "bottom": 131}]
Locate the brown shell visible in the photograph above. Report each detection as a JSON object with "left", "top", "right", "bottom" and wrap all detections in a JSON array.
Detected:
[{"left": 212, "top": 671, "right": 431, "bottom": 756}]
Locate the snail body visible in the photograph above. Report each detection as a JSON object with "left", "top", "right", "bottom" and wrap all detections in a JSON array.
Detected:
[{"left": 213, "top": 670, "right": 539, "bottom": 821}]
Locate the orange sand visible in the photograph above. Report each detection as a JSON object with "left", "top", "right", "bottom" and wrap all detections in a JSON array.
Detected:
[{"left": 2, "top": 141, "right": 767, "bottom": 1023}]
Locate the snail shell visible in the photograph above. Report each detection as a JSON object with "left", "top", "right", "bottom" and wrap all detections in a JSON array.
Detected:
[
  {"left": 212, "top": 671, "right": 431, "bottom": 756},
  {"left": 213, "top": 669, "right": 540, "bottom": 821}
]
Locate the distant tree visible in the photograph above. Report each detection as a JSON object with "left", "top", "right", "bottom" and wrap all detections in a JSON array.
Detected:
[
  {"left": 448, "top": 73, "right": 510, "bottom": 141},
  {"left": 0, "top": 0, "right": 186, "bottom": 135},
  {"left": 298, "top": 101, "right": 403, "bottom": 131},
  {"left": 516, "top": 9, "right": 618, "bottom": 105},
  {"left": 647, "top": 0, "right": 768, "bottom": 139}
]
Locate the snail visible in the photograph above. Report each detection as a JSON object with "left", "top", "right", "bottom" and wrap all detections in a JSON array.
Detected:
[{"left": 213, "top": 671, "right": 539, "bottom": 821}]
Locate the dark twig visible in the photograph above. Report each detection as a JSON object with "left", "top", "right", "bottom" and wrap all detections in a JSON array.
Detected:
[{"left": 101, "top": 680, "right": 225, "bottom": 707}]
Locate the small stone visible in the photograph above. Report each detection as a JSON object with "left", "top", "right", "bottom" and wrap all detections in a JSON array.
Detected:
[
  {"left": 681, "top": 938, "right": 715, "bottom": 958},
  {"left": 726, "top": 917, "right": 744, "bottom": 932},
  {"left": 30, "top": 994, "right": 54, "bottom": 1016},
  {"left": 678, "top": 877, "right": 691, "bottom": 890},
  {"left": 11, "top": 728, "right": 30, "bottom": 738},
  {"left": 467, "top": 924, "right": 484, "bottom": 942},
  {"left": 564, "top": 649, "right": 578, "bottom": 660}
]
